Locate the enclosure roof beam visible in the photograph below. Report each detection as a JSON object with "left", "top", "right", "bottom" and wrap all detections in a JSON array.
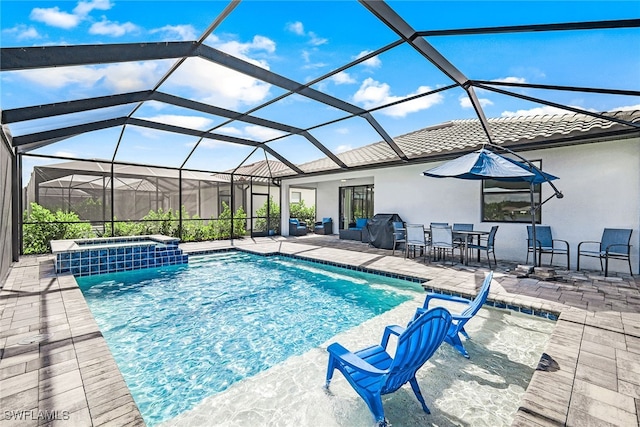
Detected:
[
  {"left": 359, "top": 0, "right": 495, "bottom": 143},
  {"left": 12, "top": 117, "right": 127, "bottom": 147},
  {"left": 0, "top": 42, "right": 197, "bottom": 71},
  {"left": 416, "top": 18, "right": 640, "bottom": 37},
  {"left": 195, "top": 44, "right": 408, "bottom": 161}
]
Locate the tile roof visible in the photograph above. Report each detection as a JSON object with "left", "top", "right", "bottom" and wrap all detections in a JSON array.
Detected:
[{"left": 286, "top": 109, "right": 640, "bottom": 177}]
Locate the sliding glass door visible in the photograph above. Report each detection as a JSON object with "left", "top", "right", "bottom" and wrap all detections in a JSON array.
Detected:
[{"left": 339, "top": 185, "right": 374, "bottom": 230}]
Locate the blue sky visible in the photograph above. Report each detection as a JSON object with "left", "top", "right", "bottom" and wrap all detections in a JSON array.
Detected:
[{"left": 1, "top": 0, "right": 639, "bottom": 179}]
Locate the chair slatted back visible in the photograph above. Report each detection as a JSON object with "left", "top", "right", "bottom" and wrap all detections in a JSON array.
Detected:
[
  {"left": 431, "top": 224, "right": 453, "bottom": 249},
  {"left": 382, "top": 307, "right": 452, "bottom": 394},
  {"left": 392, "top": 221, "right": 405, "bottom": 240},
  {"left": 406, "top": 224, "right": 426, "bottom": 245},
  {"left": 487, "top": 226, "right": 499, "bottom": 249},
  {"left": 527, "top": 225, "right": 553, "bottom": 249},
  {"left": 459, "top": 272, "right": 493, "bottom": 319},
  {"left": 601, "top": 228, "right": 632, "bottom": 255},
  {"left": 453, "top": 223, "right": 473, "bottom": 231}
]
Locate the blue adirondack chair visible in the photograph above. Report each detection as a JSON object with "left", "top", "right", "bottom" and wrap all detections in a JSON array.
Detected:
[
  {"left": 417, "top": 271, "right": 493, "bottom": 358},
  {"left": 325, "top": 306, "right": 452, "bottom": 427}
]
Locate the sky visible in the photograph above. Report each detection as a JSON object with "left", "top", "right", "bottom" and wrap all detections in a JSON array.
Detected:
[{"left": 1, "top": 0, "right": 639, "bottom": 180}]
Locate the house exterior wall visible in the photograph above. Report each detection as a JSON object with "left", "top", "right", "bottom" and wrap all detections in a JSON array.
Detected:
[
  {"left": 283, "top": 137, "right": 640, "bottom": 274},
  {"left": 0, "top": 140, "right": 13, "bottom": 285}
]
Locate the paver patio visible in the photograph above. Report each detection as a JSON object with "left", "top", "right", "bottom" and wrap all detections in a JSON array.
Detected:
[{"left": 1, "top": 234, "right": 639, "bottom": 426}]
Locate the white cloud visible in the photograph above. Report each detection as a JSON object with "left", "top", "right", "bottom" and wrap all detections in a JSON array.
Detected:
[
  {"left": 2, "top": 25, "right": 41, "bottom": 40},
  {"left": 244, "top": 125, "right": 286, "bottom": 141},
  {"left": 29, "top": 0, "right": 113, "bottom": 29},
  {"left": 217, "top": 126, "right": 243, "bottom": 136},
  {"left": 286, "top": 21, "right": 326, "bottom": 46},
  {"left": 30, "top": 7, "right": 79, "bottom": 29},
  {"left": 335, "top": 128, "right": 349, "bottom": 135},
  {"left": 501, "top": 105, "right": 575, "bottom": 117},
  {"left": 53, "top": 150, "right": 77, "bottom": 158},
  {"left": 214, "top": 125, "right": 285, "bottom": 142},
  {"left": 73, "top": 0, "right": 112, "bottom": 17},
  {"left": 330, "top": 72, "right": 356, "bottom": 85},
  {"left": 286, "top": 21, "right": 305, "bottom": 36},
  {"left": 151, "top": 25, "right": 197, "bottom": 41},
  {"left": 308, "top": 32, "right": 328, "bottom": 46},
  {"left": 169, "top": 57, "right": 271, "bottom": 110},
  {"left": 460, "top": 96, "right": 494, "bottom": 108},
  {"left": 137, "top": 114, "right": 214, "bottom": 130},
  {"left": 496, "top": 76, "right": 527, "bottom": 84},
  {"left": 209, "top": 34, "right": 276, "bottom": 62},
  {"left": 335, "top": 144, "right": 352, "bottom": 153},
  {"left": 611, "top": 104, "right": 640, "bottom": 111},
  {"left": 90, "top": 18, "right": 138, "bottom": 37},
  {"left": 13, "top": 61, "right": 166, "bottom": 92},
  {"left": 352, "top": 78, "right": 444, "bottom": 117},
  {"left": 355, "top": 51, "right": 381, "bottom": 68}
]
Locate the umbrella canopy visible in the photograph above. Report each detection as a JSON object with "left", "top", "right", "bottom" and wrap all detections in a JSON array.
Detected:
[{"left": 422, "top": 148, "right": 558, "bottom": 183}]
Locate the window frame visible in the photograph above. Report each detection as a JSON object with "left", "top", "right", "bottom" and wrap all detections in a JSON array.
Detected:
[{"left": 481, "top": 159, "right": 543, "bottom": 224}]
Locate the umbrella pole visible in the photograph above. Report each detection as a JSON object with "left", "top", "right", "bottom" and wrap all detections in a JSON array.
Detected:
[{"left": 530, "top": 182, "right": 538, "bottom": 267}]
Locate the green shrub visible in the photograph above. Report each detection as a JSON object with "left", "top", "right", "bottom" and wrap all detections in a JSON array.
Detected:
[
  {"left": 23, "top": 203, "right": 94, "bottom": 254},
  {"left": 289, "top": 200, "right": 316, "bottom": 224},
  {"left": 254, "top": 196, "right": 280, "bottom": 234}
]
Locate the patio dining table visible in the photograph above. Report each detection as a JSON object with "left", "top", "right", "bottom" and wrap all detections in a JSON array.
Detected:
[
  {"left": 423, "top": 228, "right": 490, "bottom": 265},
  {"left": 453, "top": 230, "right": 490, "bottom": 265}
]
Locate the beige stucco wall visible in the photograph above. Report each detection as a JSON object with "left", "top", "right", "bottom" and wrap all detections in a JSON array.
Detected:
[{"left": 283, "top": 137, "right": 640, "bottom": 274}]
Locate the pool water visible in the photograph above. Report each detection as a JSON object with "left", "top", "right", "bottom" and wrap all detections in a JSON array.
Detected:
[{"left": 77, "top": 252, "right": 424, "bottom": 426}]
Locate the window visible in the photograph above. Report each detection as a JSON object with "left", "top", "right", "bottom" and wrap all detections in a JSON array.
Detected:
[
  {"left": 482, "top": 160, "right": 542, "bottom": 223},
  {"left": 291, "top": 191, "right": 301, "bottom": 204},
  {"left": 339, "top": 185, "right": 374, "bottom": 229}
]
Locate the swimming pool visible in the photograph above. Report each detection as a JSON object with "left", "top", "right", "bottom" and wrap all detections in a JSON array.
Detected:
[{"left": 76, "top": 251, "right": 425, "bottom": 426}]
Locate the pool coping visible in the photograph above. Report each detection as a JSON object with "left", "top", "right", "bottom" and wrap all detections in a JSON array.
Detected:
[{"left": 1, "top": 239, "right": 639, "bottom": 426}]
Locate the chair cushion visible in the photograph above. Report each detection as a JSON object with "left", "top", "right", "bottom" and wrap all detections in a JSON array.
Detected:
[
  {"left": 322, "top": 217, "right": 332, "bottom": 223},
  {"left": 355, "top": 218, "right": 368, "bottom": 228}
]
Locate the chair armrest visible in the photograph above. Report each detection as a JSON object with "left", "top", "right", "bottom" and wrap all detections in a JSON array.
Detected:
[
  {"left": 381, "top": 324, "right": 405, "bottom": 348},
  {"left": 552, "top": 239, "right": 570, "bottom": 249},
  {"left": 578, "top": 240, "right": 601, "bottom": 252},
  {"left": 326, "top": 343, "right": 386, "bottom": 376},
  {"left": 423, "top": 292, "right": 472, "bottom": 309}
]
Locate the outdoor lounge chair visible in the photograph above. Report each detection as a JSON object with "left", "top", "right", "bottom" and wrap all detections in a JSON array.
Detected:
[
  {"left": 467, "top": 226, "right": 499, "bottom": 269},
  {"left": 416, "top": 271, "right": 493, "bottom": 358},
  {"left": 289, "top": 218, "right": 308, "bottom": 236},
  {"left": 526, "top": 225, "right": 570, "bottom": 269},
  {"left": 325, "top": 306, "right": 452, "bottom": 427},
  {"left": 314, "top": 217, "right": 333, "bottom": 235},
  {"left": 577, "top": 228, "right": 633, "bottom": 276}
]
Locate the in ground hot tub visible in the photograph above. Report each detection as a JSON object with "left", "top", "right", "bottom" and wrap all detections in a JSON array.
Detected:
[{"left": 51, "top": 235, "right": 188, "bottom": 277}]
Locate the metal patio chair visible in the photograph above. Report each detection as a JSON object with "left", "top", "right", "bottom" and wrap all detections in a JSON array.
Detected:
[{"left": 577, "top": 228, "right": 633, "bottom": 276}]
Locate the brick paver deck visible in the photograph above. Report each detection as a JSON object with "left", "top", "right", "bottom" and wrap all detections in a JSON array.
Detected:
[{"left": 1, "top": 234, "right": 639, "bottom": 426}]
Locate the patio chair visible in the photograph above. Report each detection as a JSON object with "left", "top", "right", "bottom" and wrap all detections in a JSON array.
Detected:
[
  {"left": 391, "top": 221, "right": 406, "bottom": 256},
  {"left": 452, "top": 223, "right": 474, "bottom": 246},
  {"left": 289, "top": 218, "right": 308, "bottom": 236},
  {"left": 526, "top": 225, "right": 570, "bottom": 269},
  {"left": 325, "top": 306, "right": 452, "bottom": 427},
  {"left": 429, "top": 224, "right": 462, "bottom": 265},
  {"left": 577, "top": 228, "right": 633, "bottom": 276},
  {"left": 314, "top": 217, "right": 333, "bottom": 235},
  {"left": 467, "top": 226, "right": 499, "bottom": 269},
  {"left": 416, "top": 271, "right": 493, "bottom": 358},
  {"left": 405, "top": 224, "right": 428, "bottom": 262}
]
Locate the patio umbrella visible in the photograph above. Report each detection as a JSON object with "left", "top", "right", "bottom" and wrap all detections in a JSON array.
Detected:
[{"left": 422, "top": 147, "right": 562, "bottom": 267}]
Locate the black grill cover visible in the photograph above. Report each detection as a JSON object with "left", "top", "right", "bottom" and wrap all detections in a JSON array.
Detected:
[{"left": 366, "top": 213, "right": 403, "bottom": 249}]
